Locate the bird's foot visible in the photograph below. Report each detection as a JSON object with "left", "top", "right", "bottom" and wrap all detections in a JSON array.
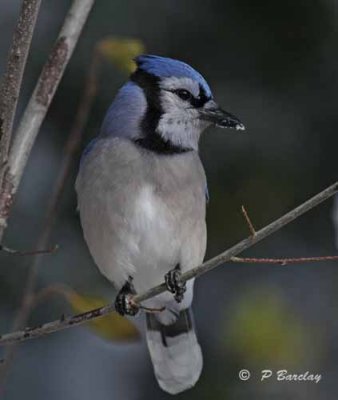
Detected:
[
  {"left": 115, "top": 279, "right": 139, "bottom": 316},
  {"left": 165, "top": 264, "right": 186, "bottom": 303}
]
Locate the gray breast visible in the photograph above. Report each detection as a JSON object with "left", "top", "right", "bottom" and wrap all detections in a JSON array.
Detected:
[{"left": 76, "top": 138, "right": 207, "bottom": 290}]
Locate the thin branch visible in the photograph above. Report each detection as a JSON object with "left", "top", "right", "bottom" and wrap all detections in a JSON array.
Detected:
[
  {"left": 0, "top": 0, "right": 96, "bottom": 240},
  {"left": 0, "top": 243, "right": 58, "bottom": 256},
  {"left": 241, "top": 205, "right": 256, "bottom": 236},
  {"left": 0, "top": 0, "right": 41, "bottom": 172},
  {"left": 231, "top": 255, "right": 338, "bottom": 265},
  {"left": 0, "top": 181, "right": 336, "bottom": 345}
]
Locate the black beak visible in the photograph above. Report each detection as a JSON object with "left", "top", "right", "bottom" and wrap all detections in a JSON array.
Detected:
[{"left": 199, "top": 103, "right": 245, "bottom": 131}]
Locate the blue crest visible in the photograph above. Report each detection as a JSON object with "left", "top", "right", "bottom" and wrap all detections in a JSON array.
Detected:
[{"left": 135, "top": 55, "right": 212, "bottom": 98}]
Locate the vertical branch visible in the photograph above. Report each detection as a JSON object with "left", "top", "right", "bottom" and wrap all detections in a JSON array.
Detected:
[
  {"left": 0, "top": 0, "right": 41, "bottom": 190},
  {"left": 0, "top": 0, "right": 96, "bottom": 389},
  {"left": 0, "top": 0, "right": 96, "bottom": 242},
  {"left": 0, "top": 0, "right": 42, "bottom": 148},
  {"left": 0, "top": 47, "right": 100, "bottom": 388}
]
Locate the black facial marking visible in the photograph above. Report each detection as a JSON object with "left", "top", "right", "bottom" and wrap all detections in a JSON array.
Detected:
[
  {"left": 189, "top": 84, "right": 210, "bottom": 108},
  {"left": 170, "top": 83, "right": 210, "bottom": 108},
  {"left": 131, "top": 70, "right": 162, "bottom": 135},
  {"left": 130, "top": 69, "right": 191, "bottom": 155}
]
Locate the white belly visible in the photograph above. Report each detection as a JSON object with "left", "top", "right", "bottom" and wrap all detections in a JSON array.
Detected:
[{"left": 80, "top": 182, "right": 206, "bottom": 293}]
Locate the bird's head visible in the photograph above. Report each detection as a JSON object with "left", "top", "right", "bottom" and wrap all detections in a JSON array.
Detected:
[{"left": 101, "top": 55, "right": 244, "bottom": 154}]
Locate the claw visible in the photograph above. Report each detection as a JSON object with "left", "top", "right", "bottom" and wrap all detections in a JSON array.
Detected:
[
  {"left": 115, "top": 278, "right": 139, "bottom": 316},
  {"left": 165, "top": 264, "right": 186, "bottom": 303}
]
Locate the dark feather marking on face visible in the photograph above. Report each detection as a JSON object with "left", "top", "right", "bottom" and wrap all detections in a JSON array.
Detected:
[
  {"left": 190, "top": 84, "right": 210, "bottom": 108},
  {"left": 168, "top": 84, "right": 210, "bottom": 108},
  {"left": 130, "top": 69, "right": 192, "bottom": 155}
]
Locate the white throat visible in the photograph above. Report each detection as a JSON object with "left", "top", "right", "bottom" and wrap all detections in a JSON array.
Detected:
[{"left": 157, "top": 113, "right": 203, "bottom": 151}]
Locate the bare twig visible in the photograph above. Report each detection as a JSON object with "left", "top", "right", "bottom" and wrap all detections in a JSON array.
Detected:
[
  {"left": 0, "top": 0, "right": 96, "bottom": 241},
  {"left": 0, "top": 181, "right": 337, "bottom": 345},
  {"left": 0, "top": 0, "right": 41, "bottom": 177},
  {"left": 231, "top": 255, "right": 338, "bottom": 265},
  {"left": 0, "top": 243, "right": 58, "bottom": 256},
  {"left": 241, "top": 205, "right": 256, "bottom": 236}
]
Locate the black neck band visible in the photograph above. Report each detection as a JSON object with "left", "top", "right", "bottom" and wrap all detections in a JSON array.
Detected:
[
  {"left": 133, "top": 136, "right": 191, "bottom": 155},
  {"left": 130, "top": 70, "right": 192, "bottom": 155}
]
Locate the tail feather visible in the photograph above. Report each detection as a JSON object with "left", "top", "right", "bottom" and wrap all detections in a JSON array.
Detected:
[{"left": 146, "top": 308, "right": 203, "bottom": 394}]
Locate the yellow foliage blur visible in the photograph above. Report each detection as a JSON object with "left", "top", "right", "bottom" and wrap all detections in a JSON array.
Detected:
[{"left": 97, "top": 37, "right": 145, "bottom": 73}]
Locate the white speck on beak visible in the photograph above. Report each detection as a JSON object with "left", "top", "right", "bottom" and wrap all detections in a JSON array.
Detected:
[{"left": 235, "top": 123, "right": 245, "bottom": 131}]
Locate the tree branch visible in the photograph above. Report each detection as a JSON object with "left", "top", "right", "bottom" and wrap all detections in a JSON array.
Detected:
[
  {"left": 0, "top": 0, "right": 41, "bottom": 169},
  {"left": 0, "top": 0, "right": 96, "bottom": 240},
  {"left": 0, "top": 181, "right": 336, "bottom": 345},
  {"left": 231, "top": 255, "right": 338, "bottom": 265}
]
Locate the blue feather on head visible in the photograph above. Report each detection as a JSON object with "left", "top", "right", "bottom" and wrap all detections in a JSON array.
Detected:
[{"left": 135, "top": 55, "right": 212, "bottom": 98}]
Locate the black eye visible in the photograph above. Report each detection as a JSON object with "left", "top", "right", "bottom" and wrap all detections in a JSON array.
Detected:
[{"left": 175, "top": 89, "right": 192, "bottom": 101}]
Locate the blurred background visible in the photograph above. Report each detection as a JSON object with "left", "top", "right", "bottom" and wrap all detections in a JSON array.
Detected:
[{"left": 0, "top": 0, "right": 338, "bottom": 399}]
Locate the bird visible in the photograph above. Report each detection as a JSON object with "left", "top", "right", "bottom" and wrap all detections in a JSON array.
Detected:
[{"left": 76, "top": 55, "right": 244, "bottom": 394}]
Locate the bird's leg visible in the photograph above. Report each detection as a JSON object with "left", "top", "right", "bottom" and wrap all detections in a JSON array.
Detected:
[
  {"left": 165, "top": 264, "right": 186, "bottom": 303},
  {"left": 115, "top": 277, "right": 139, "bottom": 316}
]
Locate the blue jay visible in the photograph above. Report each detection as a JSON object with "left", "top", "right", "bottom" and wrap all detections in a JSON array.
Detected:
[{"left": 76, "top": 55, "right": 244, "bottom": 394}]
